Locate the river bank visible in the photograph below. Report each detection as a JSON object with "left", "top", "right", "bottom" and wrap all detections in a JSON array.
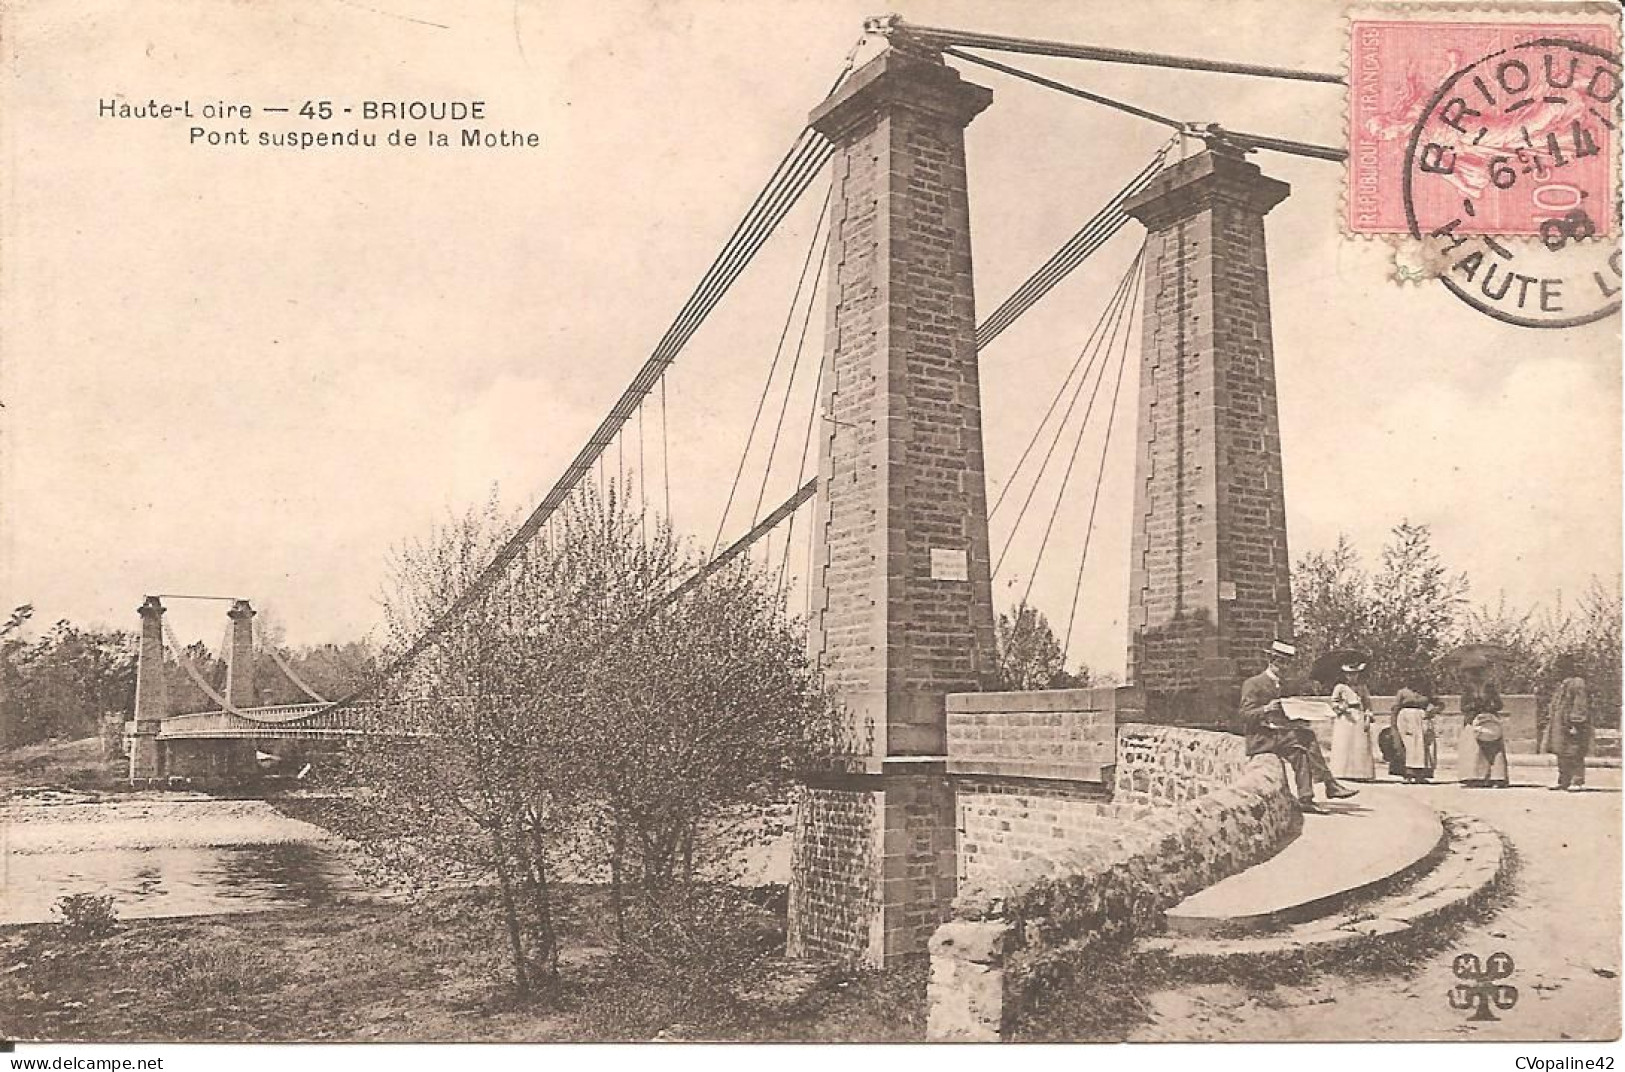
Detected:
[{"left": 0, "top": 886, "right": 926, "bottom": 1043}]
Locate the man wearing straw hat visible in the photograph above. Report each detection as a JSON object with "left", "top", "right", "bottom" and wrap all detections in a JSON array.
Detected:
[{"left": 1240, "top": 639, "right": 1360, "bottom": 814}]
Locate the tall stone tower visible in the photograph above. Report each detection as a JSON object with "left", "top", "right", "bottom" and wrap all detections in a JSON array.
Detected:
[
  {"left": 1122, "top": 145, "right": 1294, "bottom": 727},
  {"left": 129, "top": 595, "right": 169, "bottom": 782},
  {"left": 786, "top": 46, "right": 996, "bottom": 967},
  {"left": 226, "top": 599, "right": 256, "bottom": 709}
]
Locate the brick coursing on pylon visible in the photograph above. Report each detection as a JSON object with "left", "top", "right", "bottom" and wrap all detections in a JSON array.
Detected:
[
  {"left": 786, "top": 48, "right": 995, "bottom": 967},
  {"left": 1122, "top": 150, "right": 1294, "bottom": 723}
]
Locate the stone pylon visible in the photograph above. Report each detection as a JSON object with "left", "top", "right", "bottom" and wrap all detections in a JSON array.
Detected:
[
  {"left": 129, "top": 596, "right": 169, "bottom": 782},
  {"left": 1122, "top": 145, "right": 1294, "bottom": 727},
  {"left": 786, "top": 46, "right": 996, "bottom": 967},
  {"left": 226, "top": 599, "right": 256, "bottom": 709}
]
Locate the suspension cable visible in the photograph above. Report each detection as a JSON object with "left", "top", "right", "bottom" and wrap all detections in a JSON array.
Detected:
[
  {"left": 340, "top": 122, "right": 836, "bottom": 705},
  {"left": 661, "top": 378, "right": 672, "bottom": 522},
  {"left": 975, "top": 145, "right": 1168, "bottom": 348},
  {"left": 162, "top": 618, "right": 239, "bottom": 715},
  {"left": 751, "top": 192, "right": 830, "bottom": 529},
  {"left": 981, "top": 251, "right": 1137, "bottom": 574},
  {"left": 989, "top": 249, "right": 1141, "bottom": 520},
  {"left": 779, "top": 342, "right": 827, "bottom": 590},
  {"left": 256, "top": 619, "right": 330, "bottom": 704},
  {"left": 879, "top": 17, "right": 1345, "bottom": 84},
  {"left": 1019, "top": 245, "right": 1144, "bottom": 606},
  {"left": 712, "top": 183, "right": 831, "bottom": 555},
  {"left": 1064, "top": 245, "right": 1145, "bottom": 654},
  {"left": 946, "top": 47, "right": 1182, "bottom": 130},
  {"left": 947, "top": 47, "right": 1347, "bottom": 164},
  {"left": 665, "top": 479, "right": 818, "bottom": 613},
  {"left": 637, "top": 400, "right": 646, "bottom": 543}
]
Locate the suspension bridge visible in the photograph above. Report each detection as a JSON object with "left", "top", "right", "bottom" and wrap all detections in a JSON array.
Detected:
[{"left": 126, "top": 16, "right": 1351, "bottom": 966}]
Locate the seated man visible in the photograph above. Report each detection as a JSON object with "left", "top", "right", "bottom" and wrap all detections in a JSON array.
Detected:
[{"left": 1242, "top": 640, "right": 1359, "bottom": 814}]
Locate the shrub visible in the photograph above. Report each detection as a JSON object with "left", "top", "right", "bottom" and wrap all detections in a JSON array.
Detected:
[{"left": 52, "top": 892, "right": 118, "bottom": 940}]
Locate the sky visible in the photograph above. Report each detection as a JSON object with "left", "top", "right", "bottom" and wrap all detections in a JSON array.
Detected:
[{"left": 2, "top": 0, "right": 1619, "bottom": 679}]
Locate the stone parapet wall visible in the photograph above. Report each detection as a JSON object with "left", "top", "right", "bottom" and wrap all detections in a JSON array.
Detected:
[
  {"left": 928, "top": 724, "right": 1300, "bottom": 1040},
  {"left": 1113, "top": 720, "right": 1257, "bottom": 804},
  {"left": 945, "top": 687, "right": 1124, "bottom": 782},
  {"left": 1305, "top": 694, "right": 1539, "bottom": 757}
]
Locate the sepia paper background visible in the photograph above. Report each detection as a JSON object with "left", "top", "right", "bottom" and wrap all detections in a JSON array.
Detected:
[{"left": 0, "top": 0, "right": 1619, "bottom": 1053}]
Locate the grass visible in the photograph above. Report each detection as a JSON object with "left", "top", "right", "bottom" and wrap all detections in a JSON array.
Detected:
[
  {"left": 0, "top": 737, "right": 125, "bottom": 793},
  {"left": 0, "top": 885, "right": 928, "bottom": 1043}
]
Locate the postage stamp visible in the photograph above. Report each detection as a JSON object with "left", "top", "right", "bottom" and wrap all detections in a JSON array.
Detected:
[
  {"left": 1347, "top": 12, "right": 1620, "bottom": 237},
  {"left": 1348, "top": 6, "right": 1623, "bottom": 325}
]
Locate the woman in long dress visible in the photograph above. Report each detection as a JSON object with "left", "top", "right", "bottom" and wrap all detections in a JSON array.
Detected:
[
  {"left": 1393, "top": 686, "right": 1438, "bottom": 782},
  {"left": 1329, "top": 662, "right": 1376, "bottom": 781},
  {"left": 1457, "top": 667, "right": 1509, "bottom": 787},
  {"left": 1542, "top": 671, "right": 1592, "bottom": 791}
]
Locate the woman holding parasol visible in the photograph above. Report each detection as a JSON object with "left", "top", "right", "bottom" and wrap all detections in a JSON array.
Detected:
[{"left": 1446, "top": 645, "right": 1510, "bottom": 788}]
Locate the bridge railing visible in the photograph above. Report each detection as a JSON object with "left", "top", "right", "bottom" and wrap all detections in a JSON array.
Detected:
[{"left": 155, "top": 699, "right": 437, "bottom": 739}]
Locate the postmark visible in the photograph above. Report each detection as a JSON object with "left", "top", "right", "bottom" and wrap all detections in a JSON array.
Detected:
[{"left": 1403, "top": 37, "right": 1622, "bottom": 326}]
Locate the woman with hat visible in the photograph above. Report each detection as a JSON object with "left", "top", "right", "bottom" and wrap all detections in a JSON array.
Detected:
[
  {"left": 1457, "top": 663, "right": 1509, "bottom": 788},
  {"left": 1391, "top": 684, "right": 1440, "bottom": 783},
  {"left": 1328, "top": 660, "right": 1376, "bottom": 781}
]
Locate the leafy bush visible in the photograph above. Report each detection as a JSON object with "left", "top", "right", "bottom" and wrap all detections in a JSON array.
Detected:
[{"left": 52, "top": 892, "right": 118, "bottom": 940}]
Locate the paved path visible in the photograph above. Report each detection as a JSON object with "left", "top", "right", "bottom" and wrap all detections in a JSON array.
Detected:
[
  {"left": 1132, "top": 769, "right": 1621, "bottom": 1042},
  {"left": 1165, "top": 786, "right": 1443, "bottom": 935}
]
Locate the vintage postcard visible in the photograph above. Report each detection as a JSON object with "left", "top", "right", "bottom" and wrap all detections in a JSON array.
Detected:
[{"left": 0, "top": 0, "right": 1619, "bottom": 1058}]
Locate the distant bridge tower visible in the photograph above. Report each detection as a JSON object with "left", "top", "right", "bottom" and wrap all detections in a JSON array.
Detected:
[
  {"left": 226, "top": 599, "right": 257, "bottom": 709},
  {"left": 129, "top": 596, "right": 169, "bottom": 783},
  {"left": 786, "top": 46, "right": 996, "bottom": 968},
  {"left": 1122, "top": 144, "right": 1294, "bottom": 726}
]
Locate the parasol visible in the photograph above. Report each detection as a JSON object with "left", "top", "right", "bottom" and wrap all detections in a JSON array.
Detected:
[{"left": 1309, "top": 648, "right": 1371, "bottom": 687}]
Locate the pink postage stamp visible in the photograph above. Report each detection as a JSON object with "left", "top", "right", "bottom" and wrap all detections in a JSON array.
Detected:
[{"left": 1347, "top": 14, "right": 1620, "bottom": 238}]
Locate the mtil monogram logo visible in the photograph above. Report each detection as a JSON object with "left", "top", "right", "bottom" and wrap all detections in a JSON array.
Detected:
[{"left": 1449, "top": 951, "right": 1519, "bottom": 1022}]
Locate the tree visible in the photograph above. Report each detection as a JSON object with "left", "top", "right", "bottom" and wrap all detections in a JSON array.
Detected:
[
  {"left": 323, "top": 481, "right": 834, "bottom": 1003},
  {"left": 1367, "top": 521, "right": 1469, "bottom": 687},
  {"left": 323, "top": 489, "right": 584, "bottom": 996},
  {"left": 1291, "top": 535, "right": 1370, "bottom": 661},
  {"left": 1291, "top": 523, "right": 1467, "bottom": 692},
  {"left": 993, "top": 601, "right": 1087, "bottom": 690},
  {"left": 0, "top": 614, "right": 138, "bottom": 748},
  {"left": 1572, "top": 577, "right": 1622, "bottom": 730}
]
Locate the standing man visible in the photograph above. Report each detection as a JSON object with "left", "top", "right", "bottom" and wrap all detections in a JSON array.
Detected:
[
  {"left": 1543, "top": 662, "right": 1593, "bottom": 792},
  {"left": 1241, "top": 640, "right": 1360, "bottom": 814}
]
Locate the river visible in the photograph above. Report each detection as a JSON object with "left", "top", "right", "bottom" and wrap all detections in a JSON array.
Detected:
[{"left": 2, "top": 795, "right": 363, "bottom": 925}]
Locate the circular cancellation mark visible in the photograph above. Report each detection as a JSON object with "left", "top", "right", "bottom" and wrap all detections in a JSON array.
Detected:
[{"left": 1404, "top": 37, "right": 1623, "bottom": 329}]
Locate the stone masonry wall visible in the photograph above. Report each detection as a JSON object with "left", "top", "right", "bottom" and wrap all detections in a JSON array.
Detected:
[
  {"left": 955, "top": 779, "right": 1143, "bottom": 895},
  {"left": 786, "top": 784, "right": 879, "bottom": 963},
  {"left": 1113, "top": 720, "right": 1255, "bottom": 804},
  {"left": 928, "top": 724, "right": 1300, "bottom": 1040},
  {"left": 945, "top": 687, "right": 1130, "bottom": 898}
]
